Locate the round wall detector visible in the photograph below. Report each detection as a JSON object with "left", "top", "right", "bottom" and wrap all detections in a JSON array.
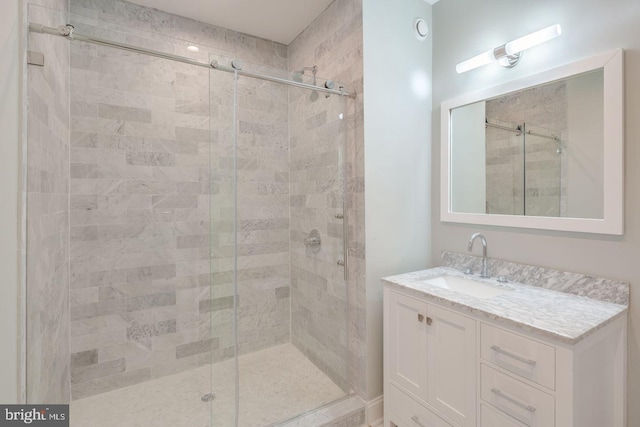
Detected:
[{"left": 414, "top": 18, "right": 428, "bottom": 41}]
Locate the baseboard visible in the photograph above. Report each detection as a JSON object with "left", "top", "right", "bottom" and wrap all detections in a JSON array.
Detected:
[{"left": 366, "top": 395, "right": 383, "bottom": 427}]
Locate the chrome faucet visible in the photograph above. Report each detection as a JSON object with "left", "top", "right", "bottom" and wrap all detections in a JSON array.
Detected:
[{"left": 468, "top": 233, "right": 489, "bottom": 278}]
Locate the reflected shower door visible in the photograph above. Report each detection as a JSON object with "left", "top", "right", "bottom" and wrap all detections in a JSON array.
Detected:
[
  {"left": 523, "top": 123, "right": 562, "bottom": 216},
  {"left": 485, "top": 118, "right": 525, "bottom": 215}
]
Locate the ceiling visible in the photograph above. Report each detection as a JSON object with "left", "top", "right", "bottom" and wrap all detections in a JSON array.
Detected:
[
  {"left": 128, "top": 1, "right": 441, "bottom": 45},
  {"left": 127, "top": 0, "right": 336, "bottom": 45}
]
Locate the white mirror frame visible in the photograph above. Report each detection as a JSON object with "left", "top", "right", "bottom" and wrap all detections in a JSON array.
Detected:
[{"left": 441, "top": 49, "right": 624, "bottom": 235}]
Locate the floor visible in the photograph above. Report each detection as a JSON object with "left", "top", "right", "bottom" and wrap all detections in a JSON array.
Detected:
[{"left": 71, "top": 344, "right": 346, "bottom": 427}]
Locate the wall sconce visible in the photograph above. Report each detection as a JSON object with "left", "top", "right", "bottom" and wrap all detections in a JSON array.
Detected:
[{"left": 456, "top": 24, "right": 562, "bottom": 74}]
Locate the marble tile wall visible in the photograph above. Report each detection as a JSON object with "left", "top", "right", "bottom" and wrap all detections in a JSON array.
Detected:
[
  {"left": 234, "top": 77, "right": 291, "bottom": 356},
  {"left": 25, "top": 0, "right": 71, "bottom": 404},
  {"left": 66, "top": 0, "right": 290, "bottom": 399},
  {"left": 287, "top": 0, "right": 365, "bottom": 396},
  {"left": 485, "top": 81, "right": 566, "bottom": 216}
]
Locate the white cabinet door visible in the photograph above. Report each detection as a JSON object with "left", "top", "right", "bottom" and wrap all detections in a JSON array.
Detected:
[
  {"left": 386, "top": 290, "right": 429, "bottom": 402},
  {"left": 427, "top": 304, "right": 476, "bottom": 427}
]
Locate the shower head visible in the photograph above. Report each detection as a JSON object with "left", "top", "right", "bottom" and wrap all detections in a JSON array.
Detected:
[
  {"left": 298, "top": 65, "right": 318, "bottom": 75},
  {"left": 294, "top": 65, "right": 318, "bottom": 85}
]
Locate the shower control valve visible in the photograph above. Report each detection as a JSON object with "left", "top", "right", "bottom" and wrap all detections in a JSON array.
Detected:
[{"left": 304, "top": 229, "right": 322, "bottom": 253}]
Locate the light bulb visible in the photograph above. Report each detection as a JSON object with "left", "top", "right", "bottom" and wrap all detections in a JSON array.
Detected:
[
  {"left": 505, "top": 24, "right": 561, "bottom": 55},
  {"left": 456, "top": 49, "right": 495, "bottom": 74}
]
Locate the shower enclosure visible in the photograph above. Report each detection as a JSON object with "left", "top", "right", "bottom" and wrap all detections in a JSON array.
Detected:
[{"left": 25, "top": 3, "right": 355, "bottom": 426}]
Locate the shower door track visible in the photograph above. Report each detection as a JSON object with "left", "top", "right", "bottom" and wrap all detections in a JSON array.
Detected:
[{"left": 28, "top": 23, "right": 354, "bottom": 98}]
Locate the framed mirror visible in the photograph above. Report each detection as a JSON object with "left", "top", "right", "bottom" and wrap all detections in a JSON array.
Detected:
[{"left": 441, "top": 49, "right": 624, "bottom": 235}]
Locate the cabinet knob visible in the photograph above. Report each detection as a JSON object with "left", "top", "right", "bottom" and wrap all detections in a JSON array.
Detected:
[
  {"left": 426, "top": 316, "right": 433, "bottom": 325},
  {"left": 418, "top": 314, "right": 424, "bottom": 322}
]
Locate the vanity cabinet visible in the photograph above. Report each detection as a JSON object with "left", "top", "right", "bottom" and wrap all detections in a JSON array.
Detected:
[
  {"left": 385, "top": 290, "right": 476, "bottom": 427},
  {"left": 383, "top": 285, "right": 627, "bottom": 427}
]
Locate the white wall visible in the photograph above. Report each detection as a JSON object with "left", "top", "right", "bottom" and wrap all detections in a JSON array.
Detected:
[
  {"left": 431, "top": 0, "right": 640, "bottom": 425},
  {"left": 450, "top": 101, "right": 486, "bottom": 213},
  {"left": 363, "top": 0, "right": 432, "bottom": 401},
  {"left": 0, "top": 0, "right": 22, "bottom": 404},
  {"left": 566, "top": 71, "right": 604, "bottom": 218}
]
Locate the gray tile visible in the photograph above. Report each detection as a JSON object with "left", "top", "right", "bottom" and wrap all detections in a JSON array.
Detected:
[
  {"left": 126, "top": 152, "right": 175, "bottom": 166},
  {"left": 71, "top": 163, "right": 102, "bottom": 179},
  {"left": 240, "top": 218, "right": 289, "bottom": 231},
  {"left": 125, "top": 264, "right": 176, "bottom": 283},
  {"left": 306, "top": 111, "right": 327, "bottom": 130},
  {"left": 198, "top": 296, "right": 235, "bottom": 313},
  {"left": 71, "top": 195, "right": 98, "bottom": 210},
  {"left": 275, "top": 287, "right": 290, "bottom": 299},
  {"left": 123, "top": 292, "right": 176, "bottom": 312},
  {"left": 176, "top": 182, "right": 201, "bottom": 194},
  {"left": 152, "top": 195, "right": 198, "bottom": 209},
  {"left": 98, "top": 104, "right": 151, "bottom": 123},
  {"left": 71, "top": 359, "right": 126, "bottom": 384},
  {"left": 176, "top": 234, "right": 209, "bottom": 249},
  {"left": 126, "top": 319, "right": 177, "bottom": 340},
  {"left": 71, "top": 349, "right": 98, "bottom": 368},
  {"left": 71, "top": 270, "right": 127, "bottom": 289},
  {"left": 71, "top": 299, "right": 124, "bottom": 321},
  {"left": 71, "top": 226, "right": 99, "bottom": 241},
  {"left": 175, "top": 127, "right": 209, "bottom": 143},
  {"left": 126, "top": 180, "right": 176, "bottom": 194},
  {"left": 175, "top": 338, "right": 219, "bottom": 359}
]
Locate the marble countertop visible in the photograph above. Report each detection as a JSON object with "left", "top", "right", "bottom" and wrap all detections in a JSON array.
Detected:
[{"left": 383, "top": 267, "right": 628, "bottom": 345}]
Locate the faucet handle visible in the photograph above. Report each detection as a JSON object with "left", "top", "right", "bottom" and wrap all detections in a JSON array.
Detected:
[{"left": 464, "top": 267, "right": 473, "bottom": 275}]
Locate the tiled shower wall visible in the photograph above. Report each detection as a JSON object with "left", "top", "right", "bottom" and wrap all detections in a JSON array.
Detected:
[
  {"left": 66, "top": 0, "right": 290, "bottom": 399},
  {"left": 485, "top": 81, "right": 566, "bottom": 216},
  {"left": 25, "top": 0, "right": 71, "bottom": 404},
  {"left": 288, "top": 0, "right": 365, "bottom": 396}
]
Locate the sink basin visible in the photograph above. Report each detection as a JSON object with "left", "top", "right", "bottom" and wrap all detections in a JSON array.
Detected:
[{"left": 421, "top": 275, "right": 513, "bottom": 299}]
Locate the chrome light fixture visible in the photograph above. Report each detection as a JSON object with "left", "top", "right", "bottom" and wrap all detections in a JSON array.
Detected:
[{"left": 456, "top": 24, "right": 562, "bottom": 74}]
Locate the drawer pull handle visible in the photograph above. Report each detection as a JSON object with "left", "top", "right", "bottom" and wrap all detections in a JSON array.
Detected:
[
  {"left": 491, "top": 387, "right": 537, "bottom": 413},
  {"left": 411, "top": 415, "right": 427, "bottom": 427},
  {"left": 491, "top": 345, "right": 537, "bottom": 366}
]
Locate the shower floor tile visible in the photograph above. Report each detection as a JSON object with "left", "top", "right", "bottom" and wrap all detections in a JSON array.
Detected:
[{"left": 70, "top": 343, "right": 345, "bottom": 427}]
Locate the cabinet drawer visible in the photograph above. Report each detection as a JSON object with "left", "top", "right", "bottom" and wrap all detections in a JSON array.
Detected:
[
  {"left": 388, "top": 384, "right": 453, "bottom": 427},
  {"left": 481, "top": 323, "right": 555, "bottom": 390},
  {"left": 481, "top": 404, "right": 523, "bottom": 427},
  {"left": 481, "top": 364, "right": 554, "bottom": 427}
]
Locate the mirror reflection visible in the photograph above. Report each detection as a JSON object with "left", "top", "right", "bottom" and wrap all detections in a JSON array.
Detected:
[{"left": 450, "top": 70, "right": 604, "bottom": 219}]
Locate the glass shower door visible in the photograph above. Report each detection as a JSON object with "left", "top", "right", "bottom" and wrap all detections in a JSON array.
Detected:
[
  {"left": 208, "top": 56, "right": 239, "bottom": 427},
  {"left": 212, "top": 57, "right": 352, "bottom": 425}
]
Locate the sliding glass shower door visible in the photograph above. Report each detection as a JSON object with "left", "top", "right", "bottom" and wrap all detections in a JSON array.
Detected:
[
  {"left": 26, "top": 4, "right": 353, "bottom": 425},
  {"left": 208, "top": 57, "right": 239, "bottom": 427},
  {"left": 209, "top": 58, "right": 352, "bottom": 426}
]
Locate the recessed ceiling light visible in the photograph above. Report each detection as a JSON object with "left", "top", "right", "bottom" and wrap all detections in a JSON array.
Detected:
[{"left": 187, "top": 45, "right": 200, "bottom": 52}]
